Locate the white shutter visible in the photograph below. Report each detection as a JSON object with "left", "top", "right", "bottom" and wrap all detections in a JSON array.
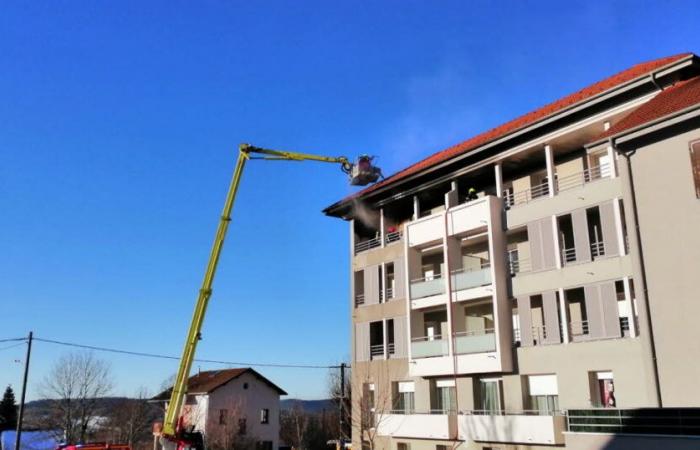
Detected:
[
  {"left": 528, "top": 375, "right": 558, "bottom": 396},
  {"left": 436, "top": 379, "right": 455, "bottom": 388},
  {"left": 398, "top": 381, "right": 415, "bottom": 393}
]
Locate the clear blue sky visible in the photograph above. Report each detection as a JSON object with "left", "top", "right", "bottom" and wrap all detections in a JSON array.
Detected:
[{"left": 1, "top": 1, "right": 698, "bottom": 401}]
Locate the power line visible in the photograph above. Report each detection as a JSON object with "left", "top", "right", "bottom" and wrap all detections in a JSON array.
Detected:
[
  {"left": 33, "top": 337, "right": 347, "bottom": 370},
  {"left": 0, "top": 342, "right": 27, "bottom": 352},
  {"left": 0, "top": 337, "right": 27, "bottom": 344}
]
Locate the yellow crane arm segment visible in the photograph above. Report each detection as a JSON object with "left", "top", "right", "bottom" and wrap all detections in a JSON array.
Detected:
[{"left": 162, "top": 143, "right": 350, "bottom": 437}]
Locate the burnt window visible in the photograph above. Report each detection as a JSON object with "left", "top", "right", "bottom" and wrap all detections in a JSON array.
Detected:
[
  {"left": 691, "top": 140, "right": 700, "bottom": 198},
  {"left": 238, "top": 418, "right": 247, "bottom": 435},
  {"left": 218, "top": 409, "right": 227, "bottom": 425}
]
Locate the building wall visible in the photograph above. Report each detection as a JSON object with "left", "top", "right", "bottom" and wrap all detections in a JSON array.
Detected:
[
  {"left": 206, "top": 372, "right": 281, "bottom": 449},
  {"left": 623, "top": 127, "right": 700, "bottom": 406}
]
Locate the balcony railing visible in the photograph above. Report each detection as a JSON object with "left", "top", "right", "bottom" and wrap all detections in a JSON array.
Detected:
[
  {"left": 556, "top": 163, "right": 610, "bottom": 192},
  {"left": 370, "top": 344, "right": 384, "bottom": 359},
  {"left": 561, "top": 247, "right": 576, "bottom": 264},
  {"left": 531, "top": 324, "right": 562, "bottom": 345},
  {"left": 453, "top": 329, "right": 496, "bottom": 354},
  {"left": 386, "top": 287, "right": 394, "bottom": 300},
  {"left": 503, "top": 183, "right": 550, "bottom": 208},
  {"left": 410, "top": 273, "right": 445, "bottom": 299},
  {"left": 569, "top": 320, "right": 590, "bottom": 337},
  {"left": 387, "top": 342, "right": 395, "bottom": 355},
  {"left": 354, "top": 236, "right": 381, "bottom": 254},
  {"left": 567, "top": 408, "right": 700, "bottom": 436},
  {"left": 591, "top": 240, "right": 605, "bottom": 258},
  {"left": 385, "top": 230, "right": 403, "bottom": 244},
  {"left": 513, "top": 327, "right": 521, "bottom": 344},
  {"left": 508, "top": 255, "right": 532, "bottom": 274},
  {"left": 355, "top": 294, "right": 365, "bottom": 307},
  {"left": 450, "top": 264, "right": 492, "bottom": 291},
  {"left": 411, "top": 335, "right": 448, "bottom": 358}
]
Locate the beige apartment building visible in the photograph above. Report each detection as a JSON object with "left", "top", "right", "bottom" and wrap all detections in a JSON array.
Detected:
[{"left": 324, "top": 53, "right": 700, "bottom": 450}]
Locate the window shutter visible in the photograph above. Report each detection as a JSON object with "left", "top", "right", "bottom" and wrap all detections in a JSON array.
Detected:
[
  {"left": 528, "top": 221, "right": 543, "bottom": 271},
  {"left": 599, "top": 202, "right": 619, "bottom": 257},
  {"left": 392, "top": 316, "right": 407, "bottom": 358},
  {"left": 599, "top": 281, "right": 621, "bottom": 338},
  {"left": 572, "top": 209, "right": 591, "bottom": 262},
  {"left": 355, "top": 322, "right": 370, "bottom": 362},
  {"left": 542, "top": 291, "right": 561, "bottom": 344},
  {"left": 393, "top": 258, "right": 406, "bottom": 299},
  {"left": 364, "top": 265, "right": 379, "bottom": 305},
  {"left": 584, "top": 285, "right": 604, "bottom": 339},
  {"left": 517, "top": 296, "right": 533, "bottom": 346}
]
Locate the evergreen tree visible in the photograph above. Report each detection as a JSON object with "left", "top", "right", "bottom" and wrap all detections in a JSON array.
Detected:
[{"left": 0, "top": 385, "right": 18, "bottom": 431}]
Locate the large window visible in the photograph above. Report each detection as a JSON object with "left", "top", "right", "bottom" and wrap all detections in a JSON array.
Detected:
[
  {"left": 528, "top": 374, "right": 559, "bottom": 415},
  {"left": 431, "top": 379, "right": 456, "bottom": 413},
  {"left": 590, "top": 371, "right": 616, "bottom": 407},
  {"left": 691, "top": 140, "right": 700, "bottom": 198},
  {"left": 479, "top": 378, "right": 503, "bottom": 414},
  {"left": 394, "top": 381, "right": 415, "bottom": 413}
]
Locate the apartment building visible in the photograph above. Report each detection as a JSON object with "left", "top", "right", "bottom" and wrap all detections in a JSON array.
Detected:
[{"left": 324, "top": 53, "right": 700, "bottom": 450}]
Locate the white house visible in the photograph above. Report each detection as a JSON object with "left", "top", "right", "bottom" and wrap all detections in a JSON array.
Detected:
[{"left": 153, "top": 368, "right": 287, "bottom": 450}]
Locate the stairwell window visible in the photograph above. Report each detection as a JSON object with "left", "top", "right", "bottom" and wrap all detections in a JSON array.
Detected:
[
  {"left": 691, "top": 140, "right": 700, "bottom": 198},
  {"left": 260, "top": 408, "right": 269, "bottom": 424}
]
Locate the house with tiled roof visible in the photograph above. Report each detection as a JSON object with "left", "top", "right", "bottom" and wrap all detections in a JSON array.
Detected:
[
  {"left": 153, "top": 368, "right": 286, "bottom": 450},
  {"left": 325, "top": 52, "right": 700, "bottom": 450}
]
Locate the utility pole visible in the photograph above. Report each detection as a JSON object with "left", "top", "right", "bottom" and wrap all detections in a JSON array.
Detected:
[
  {"left": 14, "top": 331, "right": 33, "bottom": 450},
  {"left": 338, "top": 363, "right": 346, "bottom": 450}
]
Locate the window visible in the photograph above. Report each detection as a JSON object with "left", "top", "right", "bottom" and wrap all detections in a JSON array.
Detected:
[
  {"left": 385, "top": 262, "right": 395, "bottom": 299},
  {"left": 365, "top": 383, "right": 375, "bottom": 411},
  {"left": 396, "top": 443, "right": 410, "bottom": 450},
  {"left": 256, "top": 442, "right": 273, "bottom": 450},
  {"left": 432, "top": 379, "right": 456, "bottom": 413},
  {"left": 590, "top": 371, "right": 615, "bottom": 407},
  {"left": 436, "top": 446, "right": 448, "bottom": 450},
  {"left": 260, "top": 408, "right": 269, "bottom": 424},
  {"left": 238, "top": 418, "right": 247, "bottom": 435},
  {"left": 218, "top": 409, "right": 227, "bottom": 425},
  {"left": 528, "top": 375, "right": 559, "bottom": 414},
  {"left": 387, "top": 319, "right": 395, "bottom": 356},
  {"left": 393, "top": 381, "right": 415, "bottom": 413},
  {"left": 479, "top": 379, "right": 503, "bottom": 414},
  {"left": 691, "top": 141, "right": 700, "bottom": 198}
]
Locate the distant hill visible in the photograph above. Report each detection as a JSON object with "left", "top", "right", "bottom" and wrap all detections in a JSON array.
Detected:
[{"left": 281, "top": 399, "right": 334, "bottom": 413}]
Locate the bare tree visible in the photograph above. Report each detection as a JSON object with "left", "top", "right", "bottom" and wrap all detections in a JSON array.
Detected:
[
  {"left": 206, "top": 398, "right": 256, "bottom": 450},
  {"left": 279, "top": 402, "right": 309, "bottom": 450},
  {"left": 350, "top": 366, "right": 395, "bottom": 450},
  {"left": 39, "top": 352, "right": 114, "bottom": 444},
  {"left": 103, "top": 388, "right": 159, "bottom": 450}
]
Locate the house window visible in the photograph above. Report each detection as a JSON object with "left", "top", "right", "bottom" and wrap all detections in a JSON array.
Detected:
[
  {"left": 527, "top": 374, "right": 559, "bottom": 414},
  {"left": 393, "top": 381, "right": 415, "bottom": 414},
  {"left": 435, "top": 446, "right": 448, "bottom": 450},
  {"left": 256, "top": 442, "right": 273, "bottom": 450},
  {"left": 218, "top": 409, "right": 227, "bottom": 425},
  {"left": 590, "top": 371, "right": 616, "bottom": 407},
  {"left": 691, "top": 140, "right": 700, "bottom": 198},
  {"left": 260, "top": 408, "right": 269, "bottom": 424},
  {"left": 238, "top": 418, "right": 247, "bottom": 435},
  {"left": 479, "top": 378, "right": 503, "bottom": 414},
  {"left": 396, "top": 443, "right": 410, "bottom": 450},
  {"left": 431, "top": 379, "right": 456, "bottom": 413}
]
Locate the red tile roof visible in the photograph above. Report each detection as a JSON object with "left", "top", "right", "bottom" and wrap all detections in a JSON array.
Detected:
[
  {"left": 152, "top": 368, "right": 287, "bottom": 400},
  {"left": 340, "top": 53, "right": 693, "bottom": 204},
  {"left": 595, "top": 75, "right": 700, "bottom": 141}
]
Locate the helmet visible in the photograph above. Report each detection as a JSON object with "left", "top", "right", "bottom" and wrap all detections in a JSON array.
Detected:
[{"left": 468, "top": 187, "right": 476, "bottom": 193}]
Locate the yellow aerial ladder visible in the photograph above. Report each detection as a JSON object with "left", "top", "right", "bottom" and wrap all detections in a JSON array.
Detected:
[{"left": 159, "top": 143, "right": 382, "bottom": 450}]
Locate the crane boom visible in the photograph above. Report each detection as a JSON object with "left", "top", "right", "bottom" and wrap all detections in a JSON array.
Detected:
[{"left": 161, "top": 143, "right": 352, "bottom": 438}]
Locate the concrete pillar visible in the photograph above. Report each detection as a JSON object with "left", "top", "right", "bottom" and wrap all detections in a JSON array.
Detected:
[
  {"left": 623, "top": 276, "right": 637, "bottom": 338},
  {"left": 413, "top": 195, "right": 420, "bottom": 220},
  {"left": 545, "top": 145, "right": 556, "bottom": 197},
  {"left": 559, "top": 288, "right": 570, "bottom": 344},
  {"left": 495, "top": 162, "right": 503, "bottom": 198}
]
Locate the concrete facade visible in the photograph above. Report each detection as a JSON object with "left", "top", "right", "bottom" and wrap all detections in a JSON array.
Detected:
[{"left": 326, "top": 54, "right": 700, "bottom": 450}]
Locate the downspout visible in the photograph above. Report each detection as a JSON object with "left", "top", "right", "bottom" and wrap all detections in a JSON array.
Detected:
[{"left": 611, "top": 137, "right": 663, "bottom": 407}]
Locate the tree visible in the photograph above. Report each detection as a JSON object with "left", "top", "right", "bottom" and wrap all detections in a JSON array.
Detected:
[
  {"left": 103, "top": 388, "right": 160, "bottom": 450},
  {"left": 347, "top": 366, "right": 395, "bottom": 450},
  {"left": 0, "top": 385, "right": 17, "bottom": 431},
  {"left": 279, "top": 402, "right": 309, "bottom": 450},
  {"left": 206, "top": 398, "right": 257, "bottom": 450},
  {"left": 39, "top": 352, "right": 114, "bottom": 444}
]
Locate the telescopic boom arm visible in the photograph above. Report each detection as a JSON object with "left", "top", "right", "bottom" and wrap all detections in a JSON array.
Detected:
[{"left": 162, "top": 143, "right": 354, "bottom": 438}]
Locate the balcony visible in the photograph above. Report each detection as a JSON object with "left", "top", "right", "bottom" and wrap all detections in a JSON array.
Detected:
[
  {"left": 411, "top": 336, "right": 448, "bottom": 358},
  {"left": 446, "top": 196, "right": 491, "bottom": 235},
  {"left": 410, "top": 274, "right": 445, "bottom": 299},
  {"left": 567, "top": 408, "right": 700, "bottom": 437},
  {"left": 376, "top": 412, "right": 457, "bottom": 440},
  {"left": 569, "top": 320, "right": 590, "bottom": 342},
  {"left": 459, "top": 411, "right": 565, "bottom": 445},
  {"left": 453, "top": 329, "right": 496, "bottom": 355},
  {"left": 355, "top": 294, "right": 365, "bottom": 307},
  {"left": 370, "top": 344, "right": 384, "bottom": 359},
  {"left": 503, "top": 183, "right": 549, "bottom": 208},
  {"left": 354, "top": 236, "right": 381, "bottom": 254},
  {"left": 385, "top": 230, "right": 403, "bottom": 245},
  {"left": 556, "top": 163, "right": 610, "bottom": 193},
  {"left": 451, "top": 265, "right": 491, "bottom": 292}
]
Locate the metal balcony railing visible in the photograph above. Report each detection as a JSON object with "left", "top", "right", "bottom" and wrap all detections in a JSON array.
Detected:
[
  {"left": 462, "top": 409, "right": 565, "bottom": 417},
  {"left": 620, "top": 317, "right": 630, "bottom": 334},
  {"left": 503, "top": 183, "right": 550, "bottom": 208},
  {"left": 556, "top": 164, "right": 610, "bottom": 192},
  {"left": 450, "top": 264, "right": 492, "bottom": 291},
  {"left": 567, "top": 408, "right": 700, "bottom": 436},
  {"left": 370, "top": 344, "right": 384, "bottom": 358},
  {"left": 507, "top": 253, "right": 532, "bottom": 274},
  {"left": 513, "top": 327, "right": 521, "bottom": 344},
  {"left": 385, "top": 230, "right": 402, "bottom": 244},
  {"left": 387, "top": 342, "right": 395, "bottom": 355},
  {"left": 531, "top": 324, "right": 563, "bottom": 345},
  {"left": 355, "top": 294, "right": 365, "bottom": 307},
  {"left": 386, "top": 287, "right": 394, "bottom": 300},
  {"left": 354, "top": 236, "right": 381, "bottom": 254},
  {"left": 453, "top": 328, "right": 496, "bottom": 354},
  {"left": 410, "top": 273, "right": 445, "bottom": 299},
  {"left": 569, "top": 320, "right": 590, "bottom": 337},
  {"left": 561, "top": 247, "right": 577, "bottom": 264},
  {"left": 591, "top": 241, "right": 605, "bottom": 258}
]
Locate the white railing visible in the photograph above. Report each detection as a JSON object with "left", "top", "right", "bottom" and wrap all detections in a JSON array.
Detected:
[
  {"left": 410, "top": 273, "right": 445, "bottom": 299},
  {"left": 569, "top": 320, "right": 590, "bottom": 337},
  {"left": 561, "top": 247, "right": 576, "bottom": 264},
  {"left": 385, "top": 230, "right": 402, "bottom": 244},
  {"left": 508, "top": 253, "right": 532, "bottom": 274},
  {"left": 513, "top": 327, "right": 521, "bottom": 343},
  {"left": 450, "top": 264, "right": 492, "bottom": 291},
  {"left": 354, "top": 236, "right": 381, "bottom": 254},
  {"left": 387, "top": 342, "right": 395, "bottom": 355},
  {"left": 411, "top": 335, "right": 448, "bottom": 358},
  {"left": 386, "top": 287, "right": 394, "bottom": 300},
  {"left": 355, "top": 294, "right": 365, "bottom": 307},
  {"left": 369, "top": 344, "right": 384, "bottom": 358},
  {"left": 591, "top": 241, "right": 605, "bottom": 258},
  {"left": 531, "top": 324, "right": 562, "bottom": 345},
  {"left": 556, "top": 164, "right": 609, "bottom": 192},
  {"left": 453, "top": 329, "right": 496, "bottom": 354},
  {"left": 503, "top": 183, "right": 550, "bottom": 208}
]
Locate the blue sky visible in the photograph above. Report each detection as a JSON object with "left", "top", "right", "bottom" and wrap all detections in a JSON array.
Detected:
[{"left": 1, "top": 1, "right": 698, "bottom": 401}]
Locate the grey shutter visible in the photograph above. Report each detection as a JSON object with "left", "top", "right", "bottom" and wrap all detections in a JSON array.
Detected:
[
  {"left": 600, "top": 282, "right": 621, "bottom": 338},
  {"left": 393, "top": 316, "right": 407, "bottom": 358},
  {"left": 364, "top": 265, "right": 379, "bottom": 305},
  {"left": 355, "top": 322, "right": 370, "bottom": 362},
  {"left": 599, "top": 202, "right": 619, "bottom": 257},
  {"left": 572, "top": 209, "right": 591, "bottom": 263},
  {"left": 528, "top": 221, "right": 543, "bottom": 271},
  {"left": 393, "top": 258, "right": 405, "bottom": 299},
  {"left": 542, "top": 291, "right": 561, "bottom": 344},
  {"left": 517, "top": 296, "right": 533, "bottom": 347},
  {"left": 584, "top": 285, "right": 604, "bottom": 339},
  {"left": 540, "top": 217, "right": 557, "bottom": 269}
]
